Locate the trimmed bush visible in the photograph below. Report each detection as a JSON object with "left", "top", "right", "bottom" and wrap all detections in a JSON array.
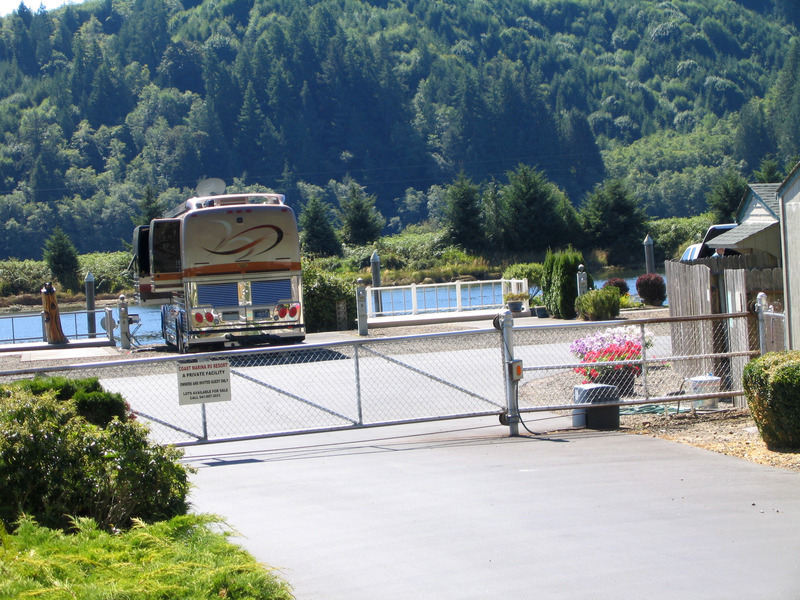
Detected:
[
  {"left": 542, "top": 247, "right": 585, "bottom": 319},
  {"left": 603, "top": 277, "right": 629, "bottom": 296},
  {"left": 575, "top": 286, "right": 621, "bottom": 321},
  {"left": 73, "top": 389, "right": 129, "bottom": 427},
  {"left": 636, "top": 273, "right": 667, "bottom": 306},
  {"left": 11, "top": 376, "right": 102, "bottom": 401},
  {"left": 743, "top": 352, "right": 800, "bottom": 449},
  {"left": 7, "top": 376, "right": 130, "bottom": 426},
  {"left": 0, "top": 388, "right": 190, "bottom": 532}
]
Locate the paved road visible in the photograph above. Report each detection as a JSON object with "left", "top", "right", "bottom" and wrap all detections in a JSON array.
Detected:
[{"left": 185, "top": 416, "right": 800, "bottom": 600}]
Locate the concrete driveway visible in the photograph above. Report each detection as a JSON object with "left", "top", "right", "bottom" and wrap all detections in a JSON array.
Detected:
[{"left": 184, "top": 415, "right": 800, "bottom": 600}]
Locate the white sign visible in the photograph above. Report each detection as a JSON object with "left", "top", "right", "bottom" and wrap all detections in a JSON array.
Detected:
[{"left": 177, "top": 359, "right": 231, "bottom": 405}]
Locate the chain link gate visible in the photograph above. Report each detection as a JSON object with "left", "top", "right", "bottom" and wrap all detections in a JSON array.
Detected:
[
  {"left": 0, "top": 312, "right": 761, "bottom": 445},
  {"left": 510, "top": 312, "right": 757, "bottom": 424},
  {"left": 0, "top": 329, "right": 511, "bottom": 445}
]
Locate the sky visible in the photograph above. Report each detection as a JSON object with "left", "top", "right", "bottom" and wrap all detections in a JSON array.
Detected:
[{"left": 0, "top": 0, "right": 85, "bottom": 17}]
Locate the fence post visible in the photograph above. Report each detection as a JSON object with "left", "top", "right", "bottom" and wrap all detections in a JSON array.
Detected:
[
  {"left": 756, "top": 292, "right": 768, "bottom": 355},
  {"left": 576, "top": 264, "right": 588, "bottom": 297},
  {"left": 104, "top": 307, "right": 115, "bottom": 344},
  {"left": 354, "top": 345, "right": 363, "bottom": 425},
  {"left": 500, "top": 310, "right": 520, "bottom": 436},
  {"left": 643, "top": 234, "right": 655, "bottom": 274},
  {"left": 371, "top": 250, "right": 382, "bottom": 314},
  {"left": 119, "top": 296, "right": 131, "bottom": 350},
  {"left": 639, "top": 322, "right": 650, "bottom": 401},
  {"left": 85, "top": 271, "right": 96, "bottom": 338},
  {"left": 356, "top": 279, "right": 368, "bottom": 336}
]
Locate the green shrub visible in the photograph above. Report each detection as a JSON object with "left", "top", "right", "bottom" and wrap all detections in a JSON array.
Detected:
[
  {"left": 575, "top": 286, "right": 621, "bottom": 321},
  {"left": 302, "top": 257, "right": 357, "bottom": 333},
  {"left": 502, "top": 262, "right": 544, "bottom": 296},
  {"left": 7, "top": 377, "right": 130, "bottom": 427},
  {"left": 0, "top": 389, "right": 190, "bottom": 532},
  {"left": 11, "top": 375, "right": 102, "bottom": 402},
  {"left": 648, "top": 213, "right": 713, "bottom": 261},
  {"left": 603, "top": 277, "right": 629, "bottom": 295},
  {"left": 0, "top": 259, "right": 52, "bottom": 295},
  {"left": 73, "top": 389, "right": 129, "bottom": 427},
  {"left": 2, "top": 514, "right": 293, "bottom": 599},
  {"left": 542, "top": 247, "right": 584, "bottom": 319},
  {"left": 79, "top": 252, "right": 135, "bottom": 293},
  {"left": 743, "top": 352, "right": 800, "bottom": 449},
  {"left": 636, "top": 273, "right": 667, "bottom": 306}
]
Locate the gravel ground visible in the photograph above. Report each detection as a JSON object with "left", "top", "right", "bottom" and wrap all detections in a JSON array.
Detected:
[
  {"left": 620, "top": 410, "right": 800, "bottom": 473},
  {"left": 3, "top": 309, "right": 797, "bottom": 473}
]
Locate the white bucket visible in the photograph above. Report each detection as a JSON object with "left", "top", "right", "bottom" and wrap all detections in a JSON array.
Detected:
[{"left": 689, "top": 375, "right": 721, "bottom": 409}]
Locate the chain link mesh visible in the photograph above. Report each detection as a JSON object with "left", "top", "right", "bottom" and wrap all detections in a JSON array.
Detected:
[
  {"left": 0, "top": 313, "right": 758, "bottom": 445},
  {"left": 515, "top": 313, "right": 756, "bottom": 414}
]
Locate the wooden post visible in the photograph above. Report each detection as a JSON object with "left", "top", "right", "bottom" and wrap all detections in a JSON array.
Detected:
[{"left": 41, "top": 282, "right": 68, "bottom": 345}]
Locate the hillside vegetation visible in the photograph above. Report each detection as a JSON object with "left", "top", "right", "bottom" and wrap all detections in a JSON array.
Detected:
[{"left": 0, "top": 0, "right": 799, "bottom": 260}]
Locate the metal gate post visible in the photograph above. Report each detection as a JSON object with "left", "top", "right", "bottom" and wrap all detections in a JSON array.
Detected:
[
  {"left": 756, "top": 292, "right": 768, "bottom": 355},
  {"left": 501, "top": 310, "right": 520, "bottom": 436}
]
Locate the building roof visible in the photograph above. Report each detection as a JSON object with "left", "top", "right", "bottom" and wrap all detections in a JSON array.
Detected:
[
  {"left": 710, "top": 220, "right": 780, "bottom": 257},
  {"left": 738, "top": 183, "right": 780, "bottom": 221}
]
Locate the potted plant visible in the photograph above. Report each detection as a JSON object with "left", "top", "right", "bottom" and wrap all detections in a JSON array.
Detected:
[
  {"left": 569, "top": 325, "right": 653, "bottom": 396},
  {"left": 531, "top": 294, "right": 548, "bottom": 318},
  {"left": 503, "top": 292, "right": 530, "bottom": 313}
]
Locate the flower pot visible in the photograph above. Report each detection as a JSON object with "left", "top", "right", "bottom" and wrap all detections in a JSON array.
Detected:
[
  {"left": 506, "top": 301, "right": 523, "bottom": 313},
  {"left": 535, "top": 306, "right": 548, "bottom": 318},
  {"left": 594, "top": 369, "right": 636, "bottom": 397}
]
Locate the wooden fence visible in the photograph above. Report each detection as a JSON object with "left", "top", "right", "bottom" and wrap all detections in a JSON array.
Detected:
[{"left": 665, "top": 259, "right": 781, "bottom": 408}]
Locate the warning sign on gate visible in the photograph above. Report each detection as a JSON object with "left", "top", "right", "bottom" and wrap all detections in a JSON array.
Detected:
[{"left": 177, "top": 359, "right": 231, "bottom": 405}]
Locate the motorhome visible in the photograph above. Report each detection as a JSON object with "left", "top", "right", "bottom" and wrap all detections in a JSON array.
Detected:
[{"left": 131, "top": 185, "right": 304, "bottom": 352}]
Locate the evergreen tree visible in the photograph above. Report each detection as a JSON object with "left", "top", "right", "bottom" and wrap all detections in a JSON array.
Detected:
[
  {"left": 300, "top": 195, "right": 341, "bottom": 257},
  {"left": 706, "top": 170, "right": 747, "bottom": 222},
  {"left": 134, "top": 185, "right": 163, "bottom": 226},
  {"left": 542, "top": 246, "right": 584, "bottom": 319},
  {"left": 733, "top": 100, "right": 776, "bottom": 175},
  {"left": 753, "top": 157, "right": 783, "bottom": 183},
  {"left": 43, "top": 226, "right": 80, "bottom": 291},
  {"left": 481, "top": 180, "right": 506, "bottom": 251},
  {"left": 337, "top": 182, "right": 385, "bottom": 246},
  {"left": 580, "top": 179, "right": 647, "bottom": 267},
  {"left": 500, "top": 164, "right": 576, "bottom": 254},
  {"left": 443, "top": 172, "right": 483, "bottom": 251}
]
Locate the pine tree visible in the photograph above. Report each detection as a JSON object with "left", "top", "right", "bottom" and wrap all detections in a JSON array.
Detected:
[
  {"left": 43, "top": 226, "right": 80, "bottom": 292},
  {"left": 443, "top": 172, "right": 483, "bottom": 251},
  {"left": 134, "top": 185, "right": 163, "bottom": 226},
  {"left": 580, "top": 179, "right": 647, "bottom": 267},
  {"left": 300, "top": 196, "right": 341, "bottom": 257},
  {"left": 706, "top": 170, "right": 747, "bottom": 222},
  {"left": 338, "top": 182, "right": 385, "bottom": 246}
]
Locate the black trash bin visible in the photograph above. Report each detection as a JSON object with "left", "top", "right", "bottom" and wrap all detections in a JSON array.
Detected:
[{"left": 573, "top": 383, "right": 620, "bottom": 429}]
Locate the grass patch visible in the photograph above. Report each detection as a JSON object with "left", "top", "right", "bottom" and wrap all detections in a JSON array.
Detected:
[{"left": 0, "top": 514, "right": 293, "bottom": 599}]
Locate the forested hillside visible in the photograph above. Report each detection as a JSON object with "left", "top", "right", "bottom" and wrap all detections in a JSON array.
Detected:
[{"left": 0, "top": 0, "right": 799, "bottom": 260}]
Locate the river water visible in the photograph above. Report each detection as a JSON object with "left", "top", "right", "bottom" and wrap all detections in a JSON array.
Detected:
[{"left": 0, "top": 275, "right": 663, "bottom": 345}]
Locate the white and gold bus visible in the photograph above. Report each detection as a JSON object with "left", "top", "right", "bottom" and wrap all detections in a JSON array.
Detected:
[{"left": 132, "top": 189, "right": 304, "bottom": 352}]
